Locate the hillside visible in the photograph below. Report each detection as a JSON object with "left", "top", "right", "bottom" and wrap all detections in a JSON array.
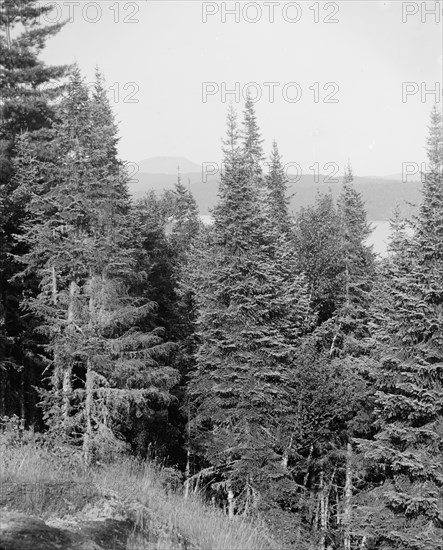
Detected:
[
  {"left": 129, "top": 165, "right": 422, "bottom": 220},
  {"left": 0, "top": 426, "right": 279, "bottom": 550},
  {"left": 137, "top": 157, "right": 201, "bottom": 174}
]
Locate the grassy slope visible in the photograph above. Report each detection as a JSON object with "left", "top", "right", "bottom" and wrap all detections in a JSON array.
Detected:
[{"left": 0, "top": 432, "right": 280, "bottom": 550}]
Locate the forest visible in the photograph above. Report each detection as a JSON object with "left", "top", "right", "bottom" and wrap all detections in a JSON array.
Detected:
[{"left": 1, "top": 2, "right": 442, "bottom": 549}]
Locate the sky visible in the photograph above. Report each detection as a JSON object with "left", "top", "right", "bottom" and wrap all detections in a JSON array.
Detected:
[{"left": 39, "top": 0, "right": 442, "bottom": 176}]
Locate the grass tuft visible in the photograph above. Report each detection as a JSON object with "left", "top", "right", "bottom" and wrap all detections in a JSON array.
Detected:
[{"left": 0, "top": 431, "right": 280, "bottom": 550}]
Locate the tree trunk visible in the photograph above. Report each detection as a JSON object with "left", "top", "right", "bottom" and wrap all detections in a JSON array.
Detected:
[
  {"left": 20, "top": 368, "right": 26, "bottom": 422},
  {"left": 336, "top": 484, "right": 341, "bottom": 528},
  {"left": 50, "top": 265, "right": 64, "bottom": 423},
  {"left": 62, "top": 281, "right": 77, "bottom": 428},
  {"left": 83, "top": 360, "right": 93, "bottom": 468},
  {"left": 318, "top": 468, "right": 330, "bottom": 550},
  {"left": 184, "top": 451, "right": 190, "bottom": 499},
  {"left": 62, "top": 366, "right": 72, "bottom": 427},
  {"left": 0, "top": 368, "right": 6, "bottom": 417},
  {"left": 303, "top": 443, "right": 314, "bottom": 489},
  {"left": 51, "top": 266, "right": 57, "bottom": 305},
  {"left": 243, "top": 476, "right": 253, "bottom": 516},
  {"left": 343, "top": 442, "right": 353, "bottom": 550},
  {"left": 282, "top": 433, "right": 294, "bottom": 470},
  {"left": 227, "top": 488, "right": 235, "bottom": 519},
  {"left": 67, "top": 280, "right": 77, "bottom": 322},
  {"left": 29, "top": 363, "right": 37, "bottom": 429},
  {"left": 329, "top": 321, "right": 342, "bottom": 357},
  {"left": 184, "top": 403, "right": 191, "bottom": 499}
]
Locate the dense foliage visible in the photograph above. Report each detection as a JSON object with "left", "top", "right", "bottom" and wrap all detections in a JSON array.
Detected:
[{"left": 1, "top": 3, "right": 442, "bottom": 548}]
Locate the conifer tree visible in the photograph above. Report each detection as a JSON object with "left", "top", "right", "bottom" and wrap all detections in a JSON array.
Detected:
[
  {"left": 0, "top": 0, "right": 67, "bottom": 140},
  {"left": 294, "top": 191, "right": 345, "bottom": 323},
  {"left": 241, "top": 95, "right": 264, "bottom": 182},
  {"left": 264, "top": 141, "right": 293, "bottom": 234},
  {"left": 188, "top": 104, "right": 312, "bottom": 514},
  {"left": 324, "top": 164, "right": 376, "bottom": 549},
  {"left": 0, "top": 0, "right": 68, "bottom": 421},
  {"left": 328, "top": 162, "right": 376, "bottom": 354},
  {"left": 14, "top": 69, "right": 177, "bottom": 463},
  {"left": 170, "top": 171, "right": 200, "bottom": 258},
  {"left": 131, "top": 175, "right": 201, "bottom": 464},
  {"left": 357, "top": 107, "right": 443, "bottom": 549},
  {"left": 127, "top": 191, "right": 187, "bottom": 461}
]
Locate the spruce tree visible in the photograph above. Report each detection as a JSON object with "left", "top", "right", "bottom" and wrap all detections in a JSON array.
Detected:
[
  {"left": 0, "top": 0, "right": 68, "bottom": 421},
  {"left": 14, "top": 69, "right": 177, "bottom": 464},
  {"left": 170, "top": 171, "right": 200, "bottom": 258},
  {"left": 188, "top": 104, "right": 312, "bottom": 514},
  {"left": 294, "top": 191, "right": 345, "bottom": 323},
  {"left": 357, "top": 108, "right": 443, "bottom": 549},
  {"left": 326, "top": 164, "right": 376, "bottom": 549},
  {"left": 241, "top": 95, "right": 264, "bottom": 182},
  {"left": 264, "top": 140, "right": 293, "bottom": 234},
  {"left": 0, "top": 0, "right": 67, "bottom": 138},
  {"left": 328, "top": 162, "right": 376, "bottom": 354}
]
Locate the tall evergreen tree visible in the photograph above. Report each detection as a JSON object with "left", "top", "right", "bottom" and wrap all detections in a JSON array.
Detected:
[
  {"left": 294, "top": 191, "right": 345, "bottom": 324},
  {"left": 324, "top": 164, "right": 377, "bottom": 549},
  {"left": 170, "top": 171, "right": 200, "bottom": 258},
  {"left": 0, "top": 0, "right": 68, "bottom": 421},
  {"left": 188, "top": 104, "right": 312, "bottom": 515},
  {"left": 264, "top": 140, "right": 293, "bottom": 234},
  {"left": 357, "top": 107, "right": 443, "bottom": 549},
  {"left": 0, "top": 0, "right": 67, "bottom": 143},
  {"left": 129, "top": 176, "right": 201, "bottom": 464},
  {"left": 241, "top": 95, "right": 264, "bottom": 181},
  {"left": 330, "top": 162, "right": 375, "bottom": 354},
  {"left": 14, "top": 70, "right": 177, "bottom": 464}
]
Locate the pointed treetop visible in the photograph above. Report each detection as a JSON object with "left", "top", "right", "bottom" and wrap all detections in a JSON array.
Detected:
[
  {"left": 89, "top": 67, "right": 120, "bottom": 163},
  {"left": 387, "top": 204, "right": 411, "bottom": 257},
  {"left": 175, "top": 166, "right": 188, "bottom": 195},
  {"left": 241, "top": 94, "right": 264, "bottom": 174},
  {"left": 264, "top": 140, "right": 292, "bottom": 232},
  {"left": 415, "top": 105, "right": 443, "bottom": 262},
  {"left": 343, "top": 160, "right": 354, "bottom": 185},
  {"left": 426, "top": 104, "right": 442, "bottom": 171},
  {"left": 92, "top": 66, "right": 110, "bottom": 104},
  {"left": 222, "top": 103, "right": 241, "bottom": 167}
]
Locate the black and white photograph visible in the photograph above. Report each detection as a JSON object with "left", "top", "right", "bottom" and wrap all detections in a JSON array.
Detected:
[{"left": 0, "top": 1, "right": 442, "bottom": 548}]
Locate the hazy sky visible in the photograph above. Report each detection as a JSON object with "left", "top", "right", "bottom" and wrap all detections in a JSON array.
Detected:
[{"left": 40, "top": 0, "right": 442, "bottom": 176}]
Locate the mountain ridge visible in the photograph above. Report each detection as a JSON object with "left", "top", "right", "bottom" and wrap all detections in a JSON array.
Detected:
[{"left": 129, "top": 165, "right": 422, "bottom": 221}]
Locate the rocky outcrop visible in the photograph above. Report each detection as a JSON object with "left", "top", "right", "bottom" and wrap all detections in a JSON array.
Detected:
[
  {"left": 0, "top": 511, "right": 116, "bottom": 549},
  {"left": 0, "top": 485, "right": 197, "bottom": 550}
]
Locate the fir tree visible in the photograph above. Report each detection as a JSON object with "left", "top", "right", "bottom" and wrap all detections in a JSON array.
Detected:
[
  {"left": 14, "top": 70, "right": 177, "bottom": 464},
  {"left": 294, "top": 191, "right": 345, "bottom": 324},
  {"left": 264, "top": 140, "right": 293, "bottom": 234},
  {"left": 128, "top": 178, "right": 201, "bottom": 465},
  {"left": 357, "top": 108, "right": 443, "bottom": 549},
  {"left": 0, "top": 0, "right": 68, "bottom": 140},
  {"left": 0, "top": 0, "right": 68, "bottom": 421},
  {"left": 241, "top": 95, "right": 264, "bottom": 181},
  {"left": 330, "top": 162, "right": 376, "bottom": 354},
  {"left": 188, "top": 104, "right": 312, "bottom": 514},
  {"left": 325, "top": 163, "right": 377, "bottom": 549},
  {"left": 170, "top": 170, "right": 200, "bottom": 258}
]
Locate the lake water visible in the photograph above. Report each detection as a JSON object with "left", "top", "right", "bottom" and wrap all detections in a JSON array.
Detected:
[{"left": 367, "top": 221, "right": 391, "bottom": 257}]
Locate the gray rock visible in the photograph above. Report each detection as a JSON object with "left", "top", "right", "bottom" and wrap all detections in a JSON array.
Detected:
[{"left": 0, "top": 511, "right": 132, "bottom": 550}]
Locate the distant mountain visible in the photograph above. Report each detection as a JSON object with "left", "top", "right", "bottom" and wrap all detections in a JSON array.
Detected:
[
  {"left": 128, "top": 169, "right": 422, "bottom": 222},
  {"left": 367, "top": 173, "right": 421, "bottom": 183},
  {"left": 137, "top": 157, "right": 201, "bottom": 174}
]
